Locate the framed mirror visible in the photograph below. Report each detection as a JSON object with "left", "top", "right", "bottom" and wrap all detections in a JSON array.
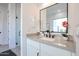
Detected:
[{"left": 40, "top": 3, "right": 68, "bottom": 33}]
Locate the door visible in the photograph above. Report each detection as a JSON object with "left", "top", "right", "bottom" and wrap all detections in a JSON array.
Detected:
[
  {"left": 0, "top": 9, "right": 3, "bottom": 44},
  {"left": 15, "top": 3, "right": 21, "bottom": 46},
  {"left": 9, "top": 3, "right": 21, "bottom": 49},
  {"left": 9, "top": 3, "right": 16, "bottom": 49}
]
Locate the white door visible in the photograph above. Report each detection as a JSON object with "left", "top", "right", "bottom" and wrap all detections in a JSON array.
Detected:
[
  {"left": 15, "top": 3, "right": 21, "bottom": 46},
  {"left": 9, "top": 3, "right": 16, "bottom": 49},
  {"left": 0, "top": 4, "right": 9, "bottom": 45},
  {"left": 0, "top": 9, "right": 3, "bottom": 44}
]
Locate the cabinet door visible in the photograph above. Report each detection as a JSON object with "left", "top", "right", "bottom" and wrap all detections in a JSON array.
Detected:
[
  {"left": 40, "top": 43, "right": 71, "bottom": 56},
  {"left": 27, "top": 44, "right": 39, "bottom": 56},
  {"left": 71, "top": 53, "right": 75, "bottom": 56},
  {"left": 27, "top": 38, "right": 40, "bottom": 56}
]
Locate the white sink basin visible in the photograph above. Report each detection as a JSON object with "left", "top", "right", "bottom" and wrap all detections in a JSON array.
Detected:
[
  {"left": 40, "top": 37, "right": 67, "bottom": 47},
  {"left": 40, "top": 37, "right": 55, "bottom": 41},
  {"left": 55, "top": 43, "right": 66, "bottom": 47}
]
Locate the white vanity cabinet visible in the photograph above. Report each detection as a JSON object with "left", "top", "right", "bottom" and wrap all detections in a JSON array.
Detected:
[
  {"left": 40, "top": 43, "right": 71, "bottom": 56},
  {"left": 27, "top": 38, "right": 40, "bottom": 56},
  {"left": 26, "top": 38, "right": 75, "bottom": 56}
]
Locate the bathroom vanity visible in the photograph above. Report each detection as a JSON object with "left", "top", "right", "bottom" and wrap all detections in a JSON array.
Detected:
[
  {"left": 25, "top": 3, "right": 76, "bottom": 56},
  {"left": 26, "top": 33, "right": 75, "bottom": 56}
]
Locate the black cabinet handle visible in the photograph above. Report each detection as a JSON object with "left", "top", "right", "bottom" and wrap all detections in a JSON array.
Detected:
[
  {"left": 19, "top": 31, "right": 20, "bottom": 36},
  {"left": 37, "top": 52, "right": 39, "bottom": 56}
]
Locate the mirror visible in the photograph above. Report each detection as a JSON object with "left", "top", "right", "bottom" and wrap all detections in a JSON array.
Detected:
[{"left": 40, "top": 3, "right": 68, "bottom": 33}]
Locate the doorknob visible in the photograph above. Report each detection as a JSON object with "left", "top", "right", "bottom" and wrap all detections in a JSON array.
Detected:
[{"left": 0, "top": 32, "right": 1, "bottom": 34}]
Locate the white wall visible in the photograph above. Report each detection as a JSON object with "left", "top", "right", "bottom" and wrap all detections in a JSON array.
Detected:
[
  {"left": 68, "top": 3, "right": 79, "bottom": 56},
  {"left": 21, "top": 3, "right": 40, "bottom": 56},
  {"left": 22, "top": 3, "right": 40, "bottom": 34},
  {"left": 3, "top": 4, "right": 8, "bottom": 45},
  {"left": 0, "top": 4, "right": 8, "bottom": 45}
]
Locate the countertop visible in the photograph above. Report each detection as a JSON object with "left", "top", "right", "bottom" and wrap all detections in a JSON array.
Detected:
[{"left": 26, "top": 33, "right": 76, "bottom": 53}]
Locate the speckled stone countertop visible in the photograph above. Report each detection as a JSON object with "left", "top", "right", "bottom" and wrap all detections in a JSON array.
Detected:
[{"left": 26, "top": 33, "right": 76, "bottom": 53}]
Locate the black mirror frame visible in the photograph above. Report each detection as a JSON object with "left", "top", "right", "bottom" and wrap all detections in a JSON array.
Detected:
[{"left": 40, "top": 3, "right": 68, "bottom": 33}]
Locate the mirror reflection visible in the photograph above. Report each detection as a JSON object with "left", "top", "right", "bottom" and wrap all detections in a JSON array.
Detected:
[{"left": 40, "top": 3, "right": 68, "bottom": 33}]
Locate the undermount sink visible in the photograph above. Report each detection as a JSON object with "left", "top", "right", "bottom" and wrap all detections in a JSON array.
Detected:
[
  {"left": 55, "top": 43, "right": 66, "bottom": 47},
  {"left": 40, "top": 37, "right": 55, "bottom": 41},
  {"left": 40, "top": 37, "right": 67, "bottom": 47}
]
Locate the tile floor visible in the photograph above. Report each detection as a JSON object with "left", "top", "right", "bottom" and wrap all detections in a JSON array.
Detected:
[
  {"left": 0, "top": 45, "right": 21, "bottom": 56},
  {"left": 11, "top": 46, "right": 21, "bottom": 56}
]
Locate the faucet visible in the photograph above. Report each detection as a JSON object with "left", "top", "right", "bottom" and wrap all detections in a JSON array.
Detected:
[
  {"left": 41, "top": 30, "right": 55, "bottom": 38},
  {"left": 42, "top": 30, "right": 52, "bottom": 38}
]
